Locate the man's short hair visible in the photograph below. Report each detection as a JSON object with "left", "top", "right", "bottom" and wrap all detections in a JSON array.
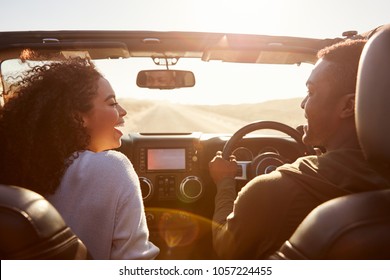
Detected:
[{"left": 317, "top": 39, "right": 367, "bottom": 95}]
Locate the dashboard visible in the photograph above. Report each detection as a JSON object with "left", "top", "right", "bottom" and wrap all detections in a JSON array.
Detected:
[{"left": 117, "top": 132, "right": 303, "bottom": 259}]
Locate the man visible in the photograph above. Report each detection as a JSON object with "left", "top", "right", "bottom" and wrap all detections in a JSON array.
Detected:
[
  {"left": 209, "top": 39, "right": 390, "bottom": 259},
  {"left": 146, "top": 70, "right": 176, "bottom": 89}
]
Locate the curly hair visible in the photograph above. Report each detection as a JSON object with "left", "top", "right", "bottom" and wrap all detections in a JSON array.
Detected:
[{"left": 0, "top": 58, "right": 103, "bottom": 195}]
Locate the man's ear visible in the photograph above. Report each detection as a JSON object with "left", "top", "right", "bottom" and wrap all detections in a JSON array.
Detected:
[{"left": 339, "top": 93, "right": 355, "bottom": 119}]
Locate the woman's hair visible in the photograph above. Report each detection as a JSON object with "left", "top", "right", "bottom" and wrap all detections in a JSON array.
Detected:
[{"left": 0, "top": 57, "right": 103, "bottom": 195}]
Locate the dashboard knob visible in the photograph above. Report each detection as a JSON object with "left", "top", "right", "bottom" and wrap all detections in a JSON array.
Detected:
[
  {"left": 179, "top": 176, "right": 203, "bottom": 203},
  {"left": 139, "top": 177, "right": 153, "bottom": 201}
]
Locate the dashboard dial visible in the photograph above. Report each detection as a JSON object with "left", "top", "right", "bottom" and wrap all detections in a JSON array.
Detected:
[
  {"left": 232, "top": 147, "right": 253, "bottom": 161},
  {"left": 258, "top": 146, "right": 279, "bottom": 156}
]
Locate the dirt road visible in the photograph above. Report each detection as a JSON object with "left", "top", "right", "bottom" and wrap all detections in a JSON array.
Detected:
[{"left": 123, "top": 102, "right": 248, "bottom": 133}]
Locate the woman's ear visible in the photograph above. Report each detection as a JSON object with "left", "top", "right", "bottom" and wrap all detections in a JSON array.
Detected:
[
  {"left": 74, "top": 112, "right": 89, "bottom": 128},
  {"left": 339, "top": 93, "right": 355, "bottom": 119}
]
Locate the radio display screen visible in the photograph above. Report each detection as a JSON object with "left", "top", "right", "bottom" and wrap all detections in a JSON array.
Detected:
[{"left": 147, "top": 148, "right": 186, "bottom": 171}]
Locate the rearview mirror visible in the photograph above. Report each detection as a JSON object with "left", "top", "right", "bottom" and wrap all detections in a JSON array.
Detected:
[{"left": 136, "top": 70, "right": 195, "bottom": 89}]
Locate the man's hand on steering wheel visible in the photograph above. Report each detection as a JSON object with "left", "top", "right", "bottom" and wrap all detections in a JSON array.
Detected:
[
  {"left": 218, "top": 121, "right": 315, "bottom": 181},
  {"left": 209, "top": 151, "right": 238, "bottom": 185}
]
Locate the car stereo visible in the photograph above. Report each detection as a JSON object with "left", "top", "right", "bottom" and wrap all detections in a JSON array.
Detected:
[
  {"left": 137, "top": 145, "right": 202, "bottom": 203},
  {"left": 138, "top": 147, "right": 197, "bottom": 173},
  {"left": 147, "top": 148, "right": 186, "bottom": 171}
]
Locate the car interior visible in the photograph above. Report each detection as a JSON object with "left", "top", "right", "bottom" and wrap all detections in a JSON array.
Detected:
[{"left": 0, "top": 24, "right": 389, "bottom": 260}]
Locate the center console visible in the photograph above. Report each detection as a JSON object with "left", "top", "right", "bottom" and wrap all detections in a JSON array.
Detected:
[
  {"left": 132, "top": 133, "right": 204, "bottom": 203},
  {"left": 119, "top": 133, "right": 215, "bottom": 259}
]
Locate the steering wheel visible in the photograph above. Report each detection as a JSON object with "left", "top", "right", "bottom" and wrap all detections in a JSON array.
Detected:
[{"left": 222, "top": 120, "right": 314, "bottom": 180}]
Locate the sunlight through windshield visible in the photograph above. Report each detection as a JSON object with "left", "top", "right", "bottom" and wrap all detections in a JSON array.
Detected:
[{"left": 1, "top": 57, "right": 312, "bottom": 134}]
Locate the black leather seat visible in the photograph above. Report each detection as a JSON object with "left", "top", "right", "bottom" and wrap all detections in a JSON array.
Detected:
[
  {"left": 0, "top": 184, "right": 91, "bottom": 259},
  {"left": 270, "top": 25, "right": 390, "bottom": 260},
  {"left": 271, "top": 190, "right": 390, "bottom": 259}
]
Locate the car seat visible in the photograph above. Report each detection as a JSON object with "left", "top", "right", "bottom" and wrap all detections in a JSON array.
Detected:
[
  {"left": 269, "top": 25, "right": 390, "bottom": 260},
  {"left": 0, "top": 184, "right": 92, "bottom": 259}
]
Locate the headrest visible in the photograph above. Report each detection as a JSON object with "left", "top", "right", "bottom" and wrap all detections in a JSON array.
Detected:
[
  {"left": 0, "top": 184, "right": 90, "bottom": 259},
  {"left": 356, "top": 24, "right": 390, "bottom": 165}
]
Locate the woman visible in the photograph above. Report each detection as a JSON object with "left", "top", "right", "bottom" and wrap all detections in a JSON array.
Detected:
[{"left": 0, "top": 58, "right": 159, "bottom": 259}]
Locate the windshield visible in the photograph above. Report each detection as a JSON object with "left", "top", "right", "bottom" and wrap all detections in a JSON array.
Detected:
[{"left": 1, "top": 57, "right": 312, "bottom": 134}]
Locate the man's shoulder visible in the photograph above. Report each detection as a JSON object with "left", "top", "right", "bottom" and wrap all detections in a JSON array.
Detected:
[
  {"left": 276, "top": 155, "right": 319, "bottom": 175},
  {"left": 242, "top": 169, "right": 299, "bottom": 195},
  {"left": 243, "top": 156, "right": 324, "bottom": 193}
]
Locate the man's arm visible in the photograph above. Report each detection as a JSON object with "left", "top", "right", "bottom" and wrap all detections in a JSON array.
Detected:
[
  {"left": 209, "top": 151, "right": 239, "bottom": 257},
  {"left": 209, "top": 151, "right": 238, "bottom": 224}
]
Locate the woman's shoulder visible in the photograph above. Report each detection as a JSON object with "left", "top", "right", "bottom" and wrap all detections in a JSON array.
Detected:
[
  {"left": 74, "top": 150, "right": 133, "bottom": 174},
  {"left": 58, "top": 151, "right": 139, "bottom": 211},
  {"left": 78, "top": 150, "right": 130, "bottom": 164},
  {"left": 68, "top": 150, "right": 138, "bottom": 192}
]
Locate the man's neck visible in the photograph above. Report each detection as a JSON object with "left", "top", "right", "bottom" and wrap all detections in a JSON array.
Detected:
[{"left": 325, "top": 124, "right": 361, "bottom": 152}]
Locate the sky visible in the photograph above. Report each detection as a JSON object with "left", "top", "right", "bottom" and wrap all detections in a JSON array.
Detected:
[{"left": 0, "top": 0, "right": 389, "bottom": 105}]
